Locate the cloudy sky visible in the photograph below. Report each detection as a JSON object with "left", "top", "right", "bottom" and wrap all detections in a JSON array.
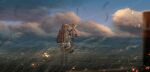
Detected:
[{"left": 0, "top": 0, "right": 149, "bottom": 37}]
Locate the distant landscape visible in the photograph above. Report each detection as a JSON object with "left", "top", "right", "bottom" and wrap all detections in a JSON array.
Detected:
[{"left": 0, "top": 35, "right": 143, "bottom": 72}]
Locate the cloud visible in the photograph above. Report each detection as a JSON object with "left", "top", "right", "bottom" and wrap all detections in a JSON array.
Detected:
[
  {"left": 0, "top": 21, "right": 49, "bottom": 38},
  {"left": 0, "top": 22, "right": 13, "bottom": 37},
  {"left": 0, "top": 12, "right": 81, "bottom": 37},
  {"left": 19, "top": 22, "right": 49, "bottom": 36},
  {"left": 40, "top": 12, "right": 114, "bottom": 37},
  {"left": 0, "top": 0, "right": 115, "bottom": 38},
  {"left": 112, "top": 8, "right": 143, "bottom": 35},
  {"left": 78, "top": 21, "right": 115, "bottom": 37},
  {"left": 40, "top": 12, "right": 81, "bottom": 35},
  {"left": 0, "top": 11, "right": 115, "bottom": 38}
]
